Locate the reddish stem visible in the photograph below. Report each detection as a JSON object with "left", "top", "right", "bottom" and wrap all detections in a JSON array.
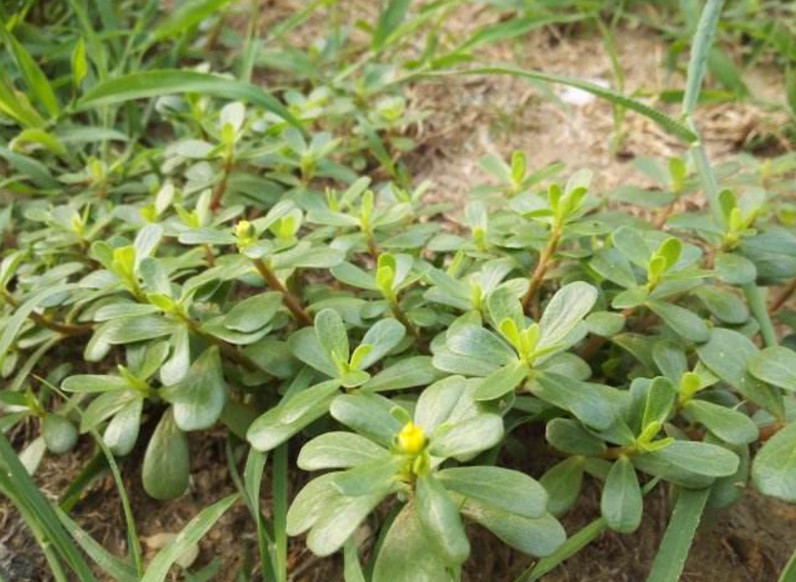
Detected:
[
  {"left": 522, "top": 229, "right": 561, "bottom": 315},
  {"left": 252, "top": 259, "right": 312, "bottom": 326}
]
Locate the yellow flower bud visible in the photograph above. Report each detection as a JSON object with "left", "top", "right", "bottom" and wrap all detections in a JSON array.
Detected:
[
  {"left": 235, "top": 220, "right": 251, "bottom": 239},
  {"left": 235, "top": 220, "right": 255, "bottom": 249},
  {"left": 398, "top": 422, "right": 426, "bottom": 454}
]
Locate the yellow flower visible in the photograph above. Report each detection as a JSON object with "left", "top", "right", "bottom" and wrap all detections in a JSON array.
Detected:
[
  {"left": 235, "top": 220, "right": 251, "bottom": 238},
  {"left": 398, "top": 422, "right": 426, "bottom": 454},
  {"left": 235, "top": 220, "right": 255, "bottom": 249}
]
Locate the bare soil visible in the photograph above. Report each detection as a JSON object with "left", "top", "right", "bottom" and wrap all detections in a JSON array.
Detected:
[
  {"left": 3, "top": 3, "right": 796, "bottom": 581},
  {"left": 4, "top": 426, "right": 796, "bottom": 582}
]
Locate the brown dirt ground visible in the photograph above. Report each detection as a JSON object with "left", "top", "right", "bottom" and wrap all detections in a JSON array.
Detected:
[{"left": 3, "top": 2, "right": 796, "bottom": 582}]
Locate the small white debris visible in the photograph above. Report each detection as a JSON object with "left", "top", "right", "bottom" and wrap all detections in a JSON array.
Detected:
[{"left": 559, "top": 79, "right": 610, "bottom": 106}]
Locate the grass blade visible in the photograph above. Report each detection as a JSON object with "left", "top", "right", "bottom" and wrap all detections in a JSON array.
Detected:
[
  {"left": 0, "top": 432, "right": 99, "bottom": 582},
  {"left": 344, "top": 538, "right": 367, "bottom": 582},
  {"left": 151, "top": 0, "right": 235, "bottom": 41},
  {"left": 140, "top": 494, "right": 239, "bottom": 582},
  {"left": 1, "top": 30, "right": 61, "bottom": 117},
  {"left": 58, "top": 452, "right": 109, "bottom": 512},
  {"left": 55, "top": 509, "right": 139, "bottom": 582},
  {"left": 64, "top": 0, "right": 109, "bottom": 81},
  {"left": 373, "top": 0, "right": 412, "bottom": 51},
  {"left": 227, "top": 439, "right": 276, "bottom": 581},
  {"left": 779, "top": 544, "right": 796, "bottom": 582},
  {"left": 454, "top": 13, "right": 587, "bottom": 54},
  {"left": 273, "top": 443, "right": 289, "bottom": 582},
  {"left": 0, "top": 73, "right": 46, "bottom": 128},
  {"left": 244, "top": 447, "right": 277, "bottom": 579},
  {"left": 94, "top": 431, "right": 145, "bottom": 576},
  {"left": 40, "top": 373, "right": 146, "bottom": 576},
  {"left": 0, "top": 145, "right": 59, "bottom": 189},
  {"left": 682, "top": 0, "right": 726, "bottom": 225},
  {"left": 519, "top": 517, "right": 607, "bottom": 582},
  {"left": 238, "top": 0, "right": 261, "bottom": 83},
  {"left": 357, "top": 114, "right": 398, "bottom": 180},
  {"left": 786, "top": 65, "right": 796, "bottom": 121},
  {"left": 682, "top": 0, "right": 726, "bottom": 118},
  {"left": 265, "top": 0, "right": 335, "bottom": 45},
  {"left": 409, "top": 66, "right": 698, "bottom": 144},
  {"left": 76, "top": 70, "right": 303, "bottom": 129},
  {"left": 645, "top": 488, "right": 710, "bottom": 582},
  {"left": 517, "top": 478, "right": 662, "bottom": 581}
]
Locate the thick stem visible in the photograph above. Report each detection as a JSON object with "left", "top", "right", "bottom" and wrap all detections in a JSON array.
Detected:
[
  {"left": 365, "top": 229, "right": 379, "bottom": 260},
  {"left": 652, "top": 199, "right": 677, "bottom": 229},
  {"left": 580, "top": 306, "right": 636, "bottom": 361},
  {"left": 743, "top": 283, "right": 778, "bottom": 347},
  {"left": 759, "top": 420, "right": 786, "bottom": 442},
  {"left": 28, "top": 311, "right": 93, "bottom": 337},
  {"left": 388, "top": 298, "right": 420, "bottom": 340},
  {"left": 209, "top": 156, "right": 234, "bottom": 212},
  {"left": 769, "top": 277, "right": 796, "bottom": 313},
  {"left": 600, "top": 446, "right": 633, "bottom": 460},
  {"left": 203, "top": 244, "right": 217, "bottom": 267},
  {"left": 521, "top": 229, "right": 561, "bottom": 314},
  {"left": 251, "top": 258, "right": 312, "bottom": 326},
  {"left": 180, "top": 315, "right": 260, "bottom": 371},
  {"left": 2, "top": 290, "right": 92, "bottom": 337}
]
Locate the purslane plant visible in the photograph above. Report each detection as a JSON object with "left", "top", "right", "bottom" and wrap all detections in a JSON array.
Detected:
[
  {"left": 4, "top": 141, "right": 796, "bottom": 579},
  {"left": 4, "top": 1, "right": 796, "bottom": 581},
  {"left": 288, "top": 378, "right": 564, "bottom": 581}
]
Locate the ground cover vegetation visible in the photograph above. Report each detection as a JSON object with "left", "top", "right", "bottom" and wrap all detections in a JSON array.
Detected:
[{"left": 2, "top": 0, "right": 796, "bottom": 581}]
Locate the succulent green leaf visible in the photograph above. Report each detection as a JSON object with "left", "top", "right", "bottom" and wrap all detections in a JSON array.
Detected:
[
  {"left": 714, "top": 252, "right": 757, "bottom": 285},
  {"left": 646, "top": 300, "right": 710, "bottom": 343},
  {"left": 358, "top": 318, "right": 406, "bottom": 369},
  {"left": 330, "top": 393, "right": 404, "bottom": 447},
  {"left": 315, "top": 308, "right": 349, "bottom": 364},
  {"left": 651, "top": 440, "right": 739, "bottom": 478},
  {"left": 749, "top": 346, "right": 796, "bottom": 393},
  {"left": 306, "top": 489, "right": 389, "bottom": 557},
  {"left": 473, "top": 361, "right": 528, "bottom": 401},
  {"left": 445, "top": 324, "right": 517, "bottom": 366},
  {"left": 42, "top": 414, "right": 78, "bottom": 454},
  {"left": 416, "top": 475, "right": 470, "bottom": 565},
  {"left": 225, "top": 292, "right": 282, "bottom": 332},
  {"left": 532, "top": 373, "right": 624, "bottom": 431},
  {"left": 684, "top": 399, "right": 759, "bottom": 445},
  {"left": 142, "top": 409, "right": 190, "bottom": 500},
  {"left": 161, "top": 347, "right": 227, "bottom": 432},
  {"left": 460, "top": 498, "right": 566, "bottom": 558},
  {"left": 752, "top": 423, "right": 796, "bottom": 503},
  {"left": 289, "top": 327, "right": 338, "bottom": 377},
  {"left": 698, "top": 329, "right": 784, "bottom": 417},
  {"left": 539, "top": 456, "right": 584, "bottom": 516},
  {"left": 437, "top": 466, "right": 548, "bottom": 519},
  {"left": 537, "top": 281, "right": 598, "bottom": 351},
  {"left": 298, "top": 432, "right": 389, "bottom": 471},
  {"left": 428, "top": 414, "right": 504, "bottom": 460},
  {"left": 103, "top": 398, "right": 144, "bottom": 456},
  {"left": 361, "top": 356, "right": 442, "bottom": 392},
  {"left": 247, "top": 380, "right": 340, "bottom": 452},
  {"left": 372, "top": 504, "right": 455, "bottom": 582},
  {"left": 600, "top": 457, "right": 642, "bottom": 534},
  {"left": 546, "top": 418, "right": 607, "bottom": 456}
]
